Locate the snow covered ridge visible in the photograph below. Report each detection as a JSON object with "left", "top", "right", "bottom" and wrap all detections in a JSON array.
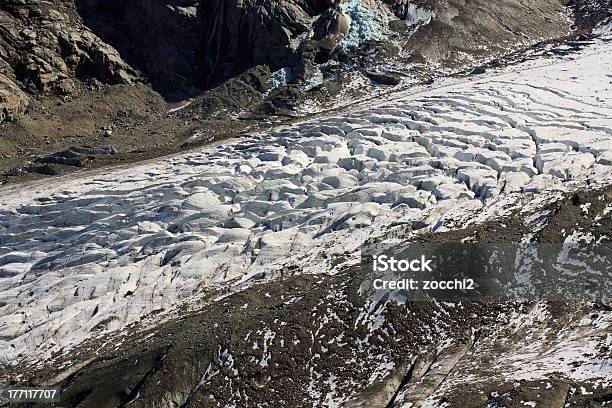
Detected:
[{"left": 1, "top": 39, "right": 612, "bottom": 366}]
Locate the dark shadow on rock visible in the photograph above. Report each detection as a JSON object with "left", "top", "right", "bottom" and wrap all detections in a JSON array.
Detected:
[
  {"left": 199, "top": 0, "right": 314, "bottom": 89},
  {"left": 74, "top": 0, "right": 204, "bottom": 102}
]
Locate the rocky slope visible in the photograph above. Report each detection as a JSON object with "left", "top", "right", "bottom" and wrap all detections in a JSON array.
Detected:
[
  {"left": 1, "top": 0, "right": 608, "bottom": 182},
  {"left": 0, "top": 0, "right": 139, "bottom": 116}
]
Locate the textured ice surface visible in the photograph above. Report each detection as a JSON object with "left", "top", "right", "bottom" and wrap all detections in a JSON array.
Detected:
[
  {"left": 340, "top": 0, "right": 389, "bottom": 49},
  {"left": 0, "top": 39, "right": 611, "bottom": 365}
]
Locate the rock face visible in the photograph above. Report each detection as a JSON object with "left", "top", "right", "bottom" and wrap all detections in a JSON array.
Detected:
[
  {"left": 195, "top": 0, "right": 586, "bottom": 90},
  {"left": 0, "top": 74, "right": 28, "bottom": 122},
  {"left": 569, "top": 0, "right": 612, "bottom": 30},
  {"left": 199, "top": 0, "right": 314, "bottom": 88},
  {"left": 75, "top": 0, "right": 203, "bottom": 99},
  {"left": 2, "top": 0, "right": 607, "bottom": 118},
  {"left": 403, "top": 0, "right": 572, "bottom": 69},
  {"left": 313, "top": 8, "right": 353, "bottom": 50},
  {"left": 0, "top": 0, "right": 139, "bottom": 120}
]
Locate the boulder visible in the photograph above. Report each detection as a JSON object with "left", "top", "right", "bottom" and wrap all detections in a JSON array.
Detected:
[
  {"left": 313, "top": 8, "right": 352, "bottom": 50},
  {"left": 0, "top": 74, "right": 29, "bottom": 122}
]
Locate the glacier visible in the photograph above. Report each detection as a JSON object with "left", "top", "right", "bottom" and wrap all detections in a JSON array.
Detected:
[{"left": 0, "top": 36, "right": 611, "bottom": 368}]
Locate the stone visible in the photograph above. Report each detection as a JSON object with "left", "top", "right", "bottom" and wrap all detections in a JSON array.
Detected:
[
  {"left": 283, "top": 150, "right": 311, "bottom": 167},
  {"left": 313, "top": 145, "right": 351, "bottom": 164},
  {"left": 258, "top": 152, "right": 283, "bottom": 162},
  {"left": 419, "top": 175, "right": 446, "bottom": 191},
  {"left": 0, "top": 74, "right": 29, "bottom": 122},
  {"left": 320, "top": 174, "right": 359, "bottom": 189}
]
